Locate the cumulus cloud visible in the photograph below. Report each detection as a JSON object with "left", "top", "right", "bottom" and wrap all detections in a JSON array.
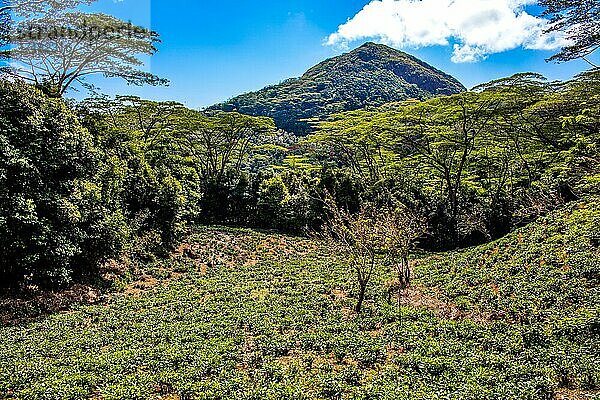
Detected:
[{"left": 326, "top": 0, "right": 569, "bottom": 63}]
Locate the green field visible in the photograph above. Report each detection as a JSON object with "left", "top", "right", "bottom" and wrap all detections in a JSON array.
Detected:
[{"left": 1, "top": 198, "right": 599, "bottom": 400}]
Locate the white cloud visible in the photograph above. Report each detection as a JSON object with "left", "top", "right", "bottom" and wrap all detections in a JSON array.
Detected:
[{"left": 327, "top": 0, "right": 569, "bottom": 63}]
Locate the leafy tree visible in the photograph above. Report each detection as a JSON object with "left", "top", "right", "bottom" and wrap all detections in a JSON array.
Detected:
[
  {"left": 1, "top": 0, "right": 95, "bottom": 41},
  {"left": 309, "top": 110, "right": 397, "bottom": 183},
  {"left": 316, "top": 92, "right": 504, "bottom": 245},
  {"left": 178, "top": 111, "right": 275, "bottom": 183},
  {"left": 82, "top": 95, "right": 186, "bottom": 147},
  {"left": 78, "top": 95, "right": 200, "bottom": 249},
  {"left": 0, "top": 0, "right": 94, "bottom": 15},
  {"left": 394, "top": 93, "right": 503, "bottom": 233},
  {"left": 257, "top": 175, "right": 290, "bottom": 229},
  {"left": 312, "top": 76, "right": 599, "bottom": 247},
  {"left": 0, "top": 80, "right": 128, "bottom": 288},
  {"left": 540, "top": 0, "right": 600, "bottom": 67},
  {"left": 174, "top": 111, "right": 275, "bottom": 223},
  {"left": 2, "top": 10, "right": 166, "bottom": 97}
]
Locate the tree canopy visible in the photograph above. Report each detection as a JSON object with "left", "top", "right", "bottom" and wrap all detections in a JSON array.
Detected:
[
  {"left": 1, "top": 1, "right": 166, "bottom": 97},
  {"left": 540, "top": 0, "right": 600, "bottom": 67}
]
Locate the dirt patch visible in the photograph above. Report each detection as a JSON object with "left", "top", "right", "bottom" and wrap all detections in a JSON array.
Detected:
[
  {"left": 341, "top": 307, "right": 354, "bottom": 320},
  {"left": 555, "top": 389, "right": 600, "bottom": 400},
  {"left": 176, "top": 231, "right": 319, "bottom": 273},
  {"left": 393, "top": 286, "right": 497, "bottom": 323},
  {"left": 176, "top": 233, "right": 257, "bottom": 270},
  {"left": 332, "top": 289, "right": 348, "bottom": 301},
  {"left": 123, "top": 275, "right": 159, "bottom": 296},
  {"left": 0, "top": 284, "right": 105, "bottom": 326},
  {"left": 277, "top": 350, "right": 343, "bottom": 371},
  {"left": 154, "top": 393, "right": 180, "bottom": 400}
]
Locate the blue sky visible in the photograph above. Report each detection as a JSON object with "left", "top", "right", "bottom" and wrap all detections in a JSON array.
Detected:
[{"left": 79, "top": 0, "right": 591, "bottom": 109}]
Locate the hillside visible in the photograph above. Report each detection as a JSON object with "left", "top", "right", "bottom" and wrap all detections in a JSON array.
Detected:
[
  {"left": 210, "top": 42, "right": 466, "bottom": 135},
  {"left": 1, "top": 198, "right": 598, "bottom": 399},
  {"left": 415, "top": 197, "right": 600, "bottom": 325}
]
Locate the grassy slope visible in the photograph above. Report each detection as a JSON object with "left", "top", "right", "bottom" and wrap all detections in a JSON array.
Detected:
[{"left": 0, "top": 199, "right": 598, "bottom": 400}]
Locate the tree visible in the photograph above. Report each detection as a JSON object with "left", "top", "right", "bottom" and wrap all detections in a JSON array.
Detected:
[
  {"left": 324, "top": 202, "right": 384, "bottom": 314},
  {"left": 324, "top": 200, "right": 423, "bottom": 314},
  {"left": 257, "top": 175, "right": 290, "bottom": 228},
  {"left": 82, "top": 95, "right": 186, "bottom": 147},
  {"left": 383, "top": 93, "right": 503, "bottom": 243},
  {"left": 540, "top": 0, "right": 600, "bottom": 67},
  {"left": 0, "top": 80, "right": 128, "bottom": 288},
  {"left": 379, "top": 205, "right": 426, "bottom": 308},
  {"left": 309, "top": 110, "right": 396, "bottom": 183},
  {"left": 77, "top": 95, "right": 202, "bottom": 248},
  {"left": 2, "top": 10, "right": 167, "bottom": 97},
  {"left": 1, "top": 0, "right": 95, "bottom": 38},
  {"left": 178, "top": 111, "right": 275, "bottom": 183},
  {"left": 0, "top": 0, "right": 94, "bottom": 15},
  {"left": 175, "top": 111, "right": 275, "bottom": 223}
]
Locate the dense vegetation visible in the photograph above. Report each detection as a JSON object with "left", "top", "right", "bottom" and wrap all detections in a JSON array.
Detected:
[
  {"left": 210, "top": 43, "right": 466, "bottom": 135},
  {"left": 0, "top": 197, "right": 597, "bottom": 399},
  {"left": 0, "top": 81, "right": 127, "bottom": 287},
  {"left": 1, "top": 67, "right": 599, "bottom": 290},
  {"left": 308, "top": 71, "right": 600, "bottom": 248}
]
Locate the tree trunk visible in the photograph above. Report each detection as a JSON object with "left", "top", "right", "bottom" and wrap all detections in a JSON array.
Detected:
[{"left": 355, "top": 282, "right": 367, "bottom": 314}]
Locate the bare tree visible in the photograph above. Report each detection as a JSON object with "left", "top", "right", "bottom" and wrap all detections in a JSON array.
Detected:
[
  {"left": 379, "top": 205, "right": 426, "bottom": 308},
  {"left": 324, "top": 199, "right": 425, "bottom": 314}
]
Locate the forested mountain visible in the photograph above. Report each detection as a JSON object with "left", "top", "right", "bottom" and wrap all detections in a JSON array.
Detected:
[{"left": 210, "top": 42, "right": 466, "bottom": 135}]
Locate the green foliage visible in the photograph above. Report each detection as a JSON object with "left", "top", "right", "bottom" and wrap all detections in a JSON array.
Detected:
[
  {"left": 257, "top": 175, "right": 290, "bottom": 228},
  {"left": 0, "top": 80, "right": 128, "bottom": 288},
  {"left": 1, "top": 6, "right": 166, "bottom": 97},
  {"left": 79, "top": 95, "right": 201, "bottom": 250},
  {"left": 416, "top": 197, "right": 600, "bottom": 324},
  {"left": 78, "top": 94, "right": 283, "bottom": 246},
  {"left": 211, "top": 42, "right": 465, "bottom": 135},
  {"left": 310, "top": 72, "right": 600, "bottom": 249},
  {"left": 256, "top": 171, "right": 320, "bottom": 232}
]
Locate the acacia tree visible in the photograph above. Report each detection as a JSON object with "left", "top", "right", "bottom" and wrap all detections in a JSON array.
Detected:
[
  {"left": 390, "top": 93, "right": 503, "bottom": 240},
  {"left": 315, "top": 92, "right": 509, "bottom": 245},
  {"left": 89, "top": 95, "right": 185, "bottom": 147},
  {"left": 0, "top": 0, "right": 94, "bottom": 15},
  {"left": 1, "top": 5, "right": 166, "bottom": 97},
  {"left": 178, "top": 111, "right": 275, "bottom": 183},
  {"left": 1, "top": 0, "right": 94, "bottom": 37},
  {"left": 540, "top": 0, "right": 600, "bottom": 67},
  {"left": 309, "top": 111, "right": 396, "bottom": 183}
]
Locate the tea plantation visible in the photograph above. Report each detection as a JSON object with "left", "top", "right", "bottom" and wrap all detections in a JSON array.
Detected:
[{"left": 1, "top": 198, "right": 599, "bottom": 400}]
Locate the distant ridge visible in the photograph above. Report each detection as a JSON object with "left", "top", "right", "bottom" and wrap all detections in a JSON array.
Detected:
[{"left": 210, "top": 42, "right": 467, "bottom": 135}]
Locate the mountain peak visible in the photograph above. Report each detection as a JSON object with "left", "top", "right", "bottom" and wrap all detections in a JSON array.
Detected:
[
  {"left": 211, "top": 44, "right": 466, "bottom": 135},
  {"left": 351, "top": 42, "right": 410, "bottom": 58},
  {"left": 356, "top": 41, "right": 382, "bottom": 50}
]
